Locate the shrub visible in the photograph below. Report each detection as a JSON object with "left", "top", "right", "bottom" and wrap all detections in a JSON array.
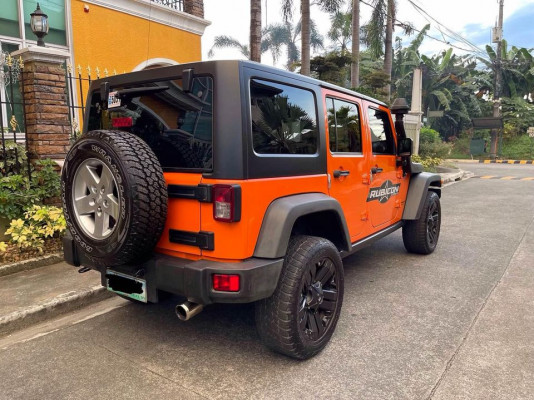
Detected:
[
  {"left": 1, "top": 205, "right": 66, "bottom": 253},
  {"left": 412, "top": 154, "right": 442, "bottom": 172},
  {"left": 0, "top": 159, "right": 61, "bottom": 220},
  {"left": 0, "top": 142, "right": 28, "bottom": 176},
  {"left": 501, "top": 135, "right": 534, "bottom": 160},
  {"left": 418, "top": 127, "right": 452, "bottom": 159}
]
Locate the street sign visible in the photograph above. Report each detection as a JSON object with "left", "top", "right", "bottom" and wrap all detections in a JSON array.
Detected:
[
  {"left": 528, "top": 127, "right": 534, "bottom": 138},
  {"left": 472, "top": 117, "right": 504, "bottom": 129},
  {"left": 428, "top": 110, "right": 444, "bottom": 118}
]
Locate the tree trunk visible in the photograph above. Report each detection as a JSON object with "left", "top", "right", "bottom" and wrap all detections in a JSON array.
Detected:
[
  {"left": 300, "top": 0, "right": 311, "bottom": 76},
  {"left": 383, "top": 0, "right": 394, "bottom": 101},
  {"left": 351, "top": 0, "right": 360, "bottom": 88},
  {"left": 250, "top": 0, "right": 262, "bottom": 62}
]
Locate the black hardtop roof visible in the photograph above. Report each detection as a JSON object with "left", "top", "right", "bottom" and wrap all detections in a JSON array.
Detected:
[{"left": 89, "top": 59, "right": 386, "bottom": 107}]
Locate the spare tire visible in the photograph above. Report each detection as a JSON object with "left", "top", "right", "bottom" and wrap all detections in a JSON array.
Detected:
[{"left": 61, "top": 130, "right": 168, "bottom": 266}]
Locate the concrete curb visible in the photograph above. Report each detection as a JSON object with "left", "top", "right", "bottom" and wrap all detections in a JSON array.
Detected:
[
  {"left": 438, "top": 168, "right": 474, "bottom": 185},
  {"left": 480, "top": 160, "right": 534, "bottom": 164},
  {"left": 0, "top": 285, "right": 113, "bottom": 336},
  {"left": 0, "top": 253, "right": 64, "bottom": 278}
]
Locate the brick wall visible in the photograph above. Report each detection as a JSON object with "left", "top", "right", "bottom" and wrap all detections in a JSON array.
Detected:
[
  {"left": 22, "top": 62, "right": 71, "bottom": 160},
  {"left": 184, "top": 0, "right": 204, "bottom": 18}
]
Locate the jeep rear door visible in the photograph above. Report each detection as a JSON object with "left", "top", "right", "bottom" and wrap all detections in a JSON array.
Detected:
[
  {"left": 364, "top": 104, "right": 402, "bottom": 228},
  {"left": 324, "top": 93, "right": 369, "bottom": 241}
]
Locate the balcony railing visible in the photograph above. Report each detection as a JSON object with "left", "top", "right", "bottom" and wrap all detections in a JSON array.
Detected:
[{"left": 151, "top": 0, "right": 184, "bottom": 11}]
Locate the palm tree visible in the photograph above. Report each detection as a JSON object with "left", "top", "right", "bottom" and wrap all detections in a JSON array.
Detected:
[
  {"left": 363, "top": 0, "right": 397, "bottom": 100},
  {"left": 328, "top": 11, "right": 352, "bottom": 54},
  {"left": 281, "top": 0, "right": 342, "bottom": 76},
  {"left": 351, "top": 0, "right": 361, "bottom": 88},
  {"left": 250, "top": 0, "right": 262, "bottom": 62},
  {"left": 208, "top": 27, "right": 290, "bottom": 64}
]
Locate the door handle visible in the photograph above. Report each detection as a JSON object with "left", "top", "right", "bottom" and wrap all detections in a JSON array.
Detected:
[
  {"left": 371, "top": 167, "right": 383, "bottom": 174},
  {"left": 333, "top": 170, "right": 350, "bottom": 178}
]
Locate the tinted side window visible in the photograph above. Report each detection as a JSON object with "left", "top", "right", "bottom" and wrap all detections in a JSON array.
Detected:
[
  {"left": 250, "top": 79, "right": 318, "bottom": 155},
  {"left": 88, "top": 76, "right": 213, "bottom": 170},
  {"left": 327, "top": 98, "right": 362, "bottom": 153},
  {"left": 368, "top": 108, "right": 395, "bottom": 155}
]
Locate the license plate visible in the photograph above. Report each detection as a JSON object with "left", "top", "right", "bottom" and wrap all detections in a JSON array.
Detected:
[{"left": 106, "top": 270, "right": 147, "bottom": 303}]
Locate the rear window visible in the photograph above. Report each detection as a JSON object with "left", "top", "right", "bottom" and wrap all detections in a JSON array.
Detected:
[
  {"left": 87, "top": 76, "right": 213, "bottom": 171},
  {"left": 250, "top": 79, "right": 318, "bottom": 155}
]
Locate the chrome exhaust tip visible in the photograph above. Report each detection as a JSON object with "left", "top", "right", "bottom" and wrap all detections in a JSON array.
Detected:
[{"left": 175, "top": 301, "right": 203, "bottom": 321}]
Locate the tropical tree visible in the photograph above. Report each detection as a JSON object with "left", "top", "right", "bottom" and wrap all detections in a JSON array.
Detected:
[
  {"left": 328, "top": 11, "right": 352, "bottom": 54},
  {"left": 477, "top": 41, "right": 534, "bottom": 99},
  {"left": 281, "top": 0, "right": 343, "bottom": 76},
  {"left": 257, "top": 21, "right": 324, "bottom": 71},
  {"left": 351, "top": 0, "right": 361, "bottom": 88},
  {"left": 250, "top": 0, "right": 262, "bottom": 62}
]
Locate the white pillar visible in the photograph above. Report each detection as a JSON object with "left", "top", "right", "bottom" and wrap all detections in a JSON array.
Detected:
[{"left": 407, "top": 67, "right": 423, "bottom": 155}]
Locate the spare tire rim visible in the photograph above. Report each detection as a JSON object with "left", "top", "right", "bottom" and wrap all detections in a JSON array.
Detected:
[
  {"left": 72, "top": 158, "right": 121, "bottom": 240},
  {"left": 298, "top": 257, "right": 339, "bottom": 342}
]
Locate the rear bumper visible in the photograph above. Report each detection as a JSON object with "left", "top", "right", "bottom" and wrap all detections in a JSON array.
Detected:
[{"left": 63, "top": 235, "right": 283, "bottom": 305}]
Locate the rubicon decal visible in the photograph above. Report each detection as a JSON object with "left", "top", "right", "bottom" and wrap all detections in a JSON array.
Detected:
[{"left": 367, "top": 180, "right": 400, "bottom": 203}]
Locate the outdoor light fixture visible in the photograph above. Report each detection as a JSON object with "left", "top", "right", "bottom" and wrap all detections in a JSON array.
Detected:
[{"left": 30, "top": 3, "right": 49, "bottom": 47}]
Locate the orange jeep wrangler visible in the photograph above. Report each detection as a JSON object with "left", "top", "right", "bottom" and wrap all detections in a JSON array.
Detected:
[{"left": 61, "top": 60, "right": 441, "bottom": 359}]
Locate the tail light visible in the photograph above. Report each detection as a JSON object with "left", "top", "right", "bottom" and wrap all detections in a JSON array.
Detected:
[
  {"left": 213, "top": 184, "right": 241, "bottom": 222},
  {"left": 213, "top": 274, "right": 240, "bottom": 292}
]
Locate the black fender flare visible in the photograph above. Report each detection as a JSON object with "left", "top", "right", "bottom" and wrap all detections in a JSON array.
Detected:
[
  {"left": 402, "top": 172, "right": 442, "bottom": 220},
  {"left": 253, "top": 193, "right": 351, "bottom": 259}
]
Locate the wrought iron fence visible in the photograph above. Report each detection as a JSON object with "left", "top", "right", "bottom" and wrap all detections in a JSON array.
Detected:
[
  {"left": 0, "top": 52, "right": 30, "bottom": 179},
  {"left": 64, "top": 63, "right": 123, "bottom": 142},
  {"left": 151, "top": 0, "right": 184, "bottom": 11}
]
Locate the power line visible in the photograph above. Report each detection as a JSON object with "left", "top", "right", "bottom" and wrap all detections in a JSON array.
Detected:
[
  {"left": 404, "top": 0, "right": 488, "bottom": 58},
  {"left": 358, "top": 0, "right": 489, "bottom": 58}
]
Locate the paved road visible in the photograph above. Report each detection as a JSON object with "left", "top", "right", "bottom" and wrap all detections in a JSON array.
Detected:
[{"left": 1, "top": 163, "right": 533, "bottom": 400}]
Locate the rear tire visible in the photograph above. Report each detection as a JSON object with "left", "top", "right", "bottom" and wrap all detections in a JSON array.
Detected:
[
  {"left": 255, "top": 236, "right": 344, "bottom": 360},
  {"left": 402, "top": 191, "right": 441, "bottom": 254}
]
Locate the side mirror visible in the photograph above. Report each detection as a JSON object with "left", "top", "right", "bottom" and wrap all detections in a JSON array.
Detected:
[{"left": 398, "top": 137, "right": 412, "bottom": 157}]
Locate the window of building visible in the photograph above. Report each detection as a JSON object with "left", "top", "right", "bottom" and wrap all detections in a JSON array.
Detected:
[
  {"left": 0, "top": 0, "right": 21, "bottom": 38},
  {"left": 250, "top": 79, "right": 318, "bottom": 155},
  {"left": 1, "top": 42, "right": 25, "bottom": 135},
  {"left": 327, "top": 97, "right": 362, "bottom": 153},
  {"left": 23, "top": 0, "right": 67, "bottom": 46},
  {"left": 0, "top": 1, "right": 67, "bottom": 47},
  {"left": 368, "top": 108, "right": 395, "bottom": 155}
]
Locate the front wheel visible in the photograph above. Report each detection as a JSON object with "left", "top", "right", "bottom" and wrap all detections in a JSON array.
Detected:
[
  {"left": 255, "top": 236, "right": 344, "bottom": 360},
  {"left": 402, "top": 191, "right": 441, "bottom": 254}
]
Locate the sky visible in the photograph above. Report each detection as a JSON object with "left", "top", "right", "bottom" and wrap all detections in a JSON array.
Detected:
[{"left": 201, "top": 0, "right": 534, "bottom": 65}]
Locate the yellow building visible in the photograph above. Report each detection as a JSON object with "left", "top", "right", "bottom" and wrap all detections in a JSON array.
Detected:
[{"left": 1, "top": 0, "right": 210, "bottom": 129}]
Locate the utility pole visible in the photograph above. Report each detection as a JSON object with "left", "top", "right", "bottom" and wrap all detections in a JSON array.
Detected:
[{"left": 491, "top": 0, "right": 504, "bottom": 159}]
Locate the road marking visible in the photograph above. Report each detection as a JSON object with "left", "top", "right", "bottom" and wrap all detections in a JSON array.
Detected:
[{"left": 474, "top": 176, "right": 534, "bottom": 180}]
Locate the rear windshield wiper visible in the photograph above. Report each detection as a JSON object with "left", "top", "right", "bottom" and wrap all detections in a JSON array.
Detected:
[{"left": 117, "top": 86, "right": 169, "bottom": 98}]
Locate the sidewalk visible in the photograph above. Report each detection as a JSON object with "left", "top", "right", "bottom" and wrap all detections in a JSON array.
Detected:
[{"left": 0, "top": 261, "right": 110, "bottom": 336}]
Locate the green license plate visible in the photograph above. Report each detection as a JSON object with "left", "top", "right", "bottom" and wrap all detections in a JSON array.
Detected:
[{"left": 106, "top": 270, "right": 147, "bottom": 303}]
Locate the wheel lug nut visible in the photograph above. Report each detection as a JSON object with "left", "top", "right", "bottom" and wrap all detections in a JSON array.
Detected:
[
  {"left": 91, "top": 186, "right": 97, "bottom": 193},
  {"left": 103, "top": 200, "right": 108, "bottom": 208},
  {"left": 100, "top": 188, "right": 105, "bottom": 194}
]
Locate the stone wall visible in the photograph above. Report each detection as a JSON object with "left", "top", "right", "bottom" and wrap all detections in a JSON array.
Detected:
[
  {"left": 184, "top": 0, "right": 204, "bottom": 18},
  {"left": 22, "top": 62, "right": 71, "bottom": 160}
]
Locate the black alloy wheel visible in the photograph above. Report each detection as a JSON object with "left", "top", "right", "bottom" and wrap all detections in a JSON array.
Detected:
[
  {"left": 255, "top": 235, "right": 344, "bottom": 360},
  {"left": 298, "top": 256, "right": 340, "bottom": 342}
]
